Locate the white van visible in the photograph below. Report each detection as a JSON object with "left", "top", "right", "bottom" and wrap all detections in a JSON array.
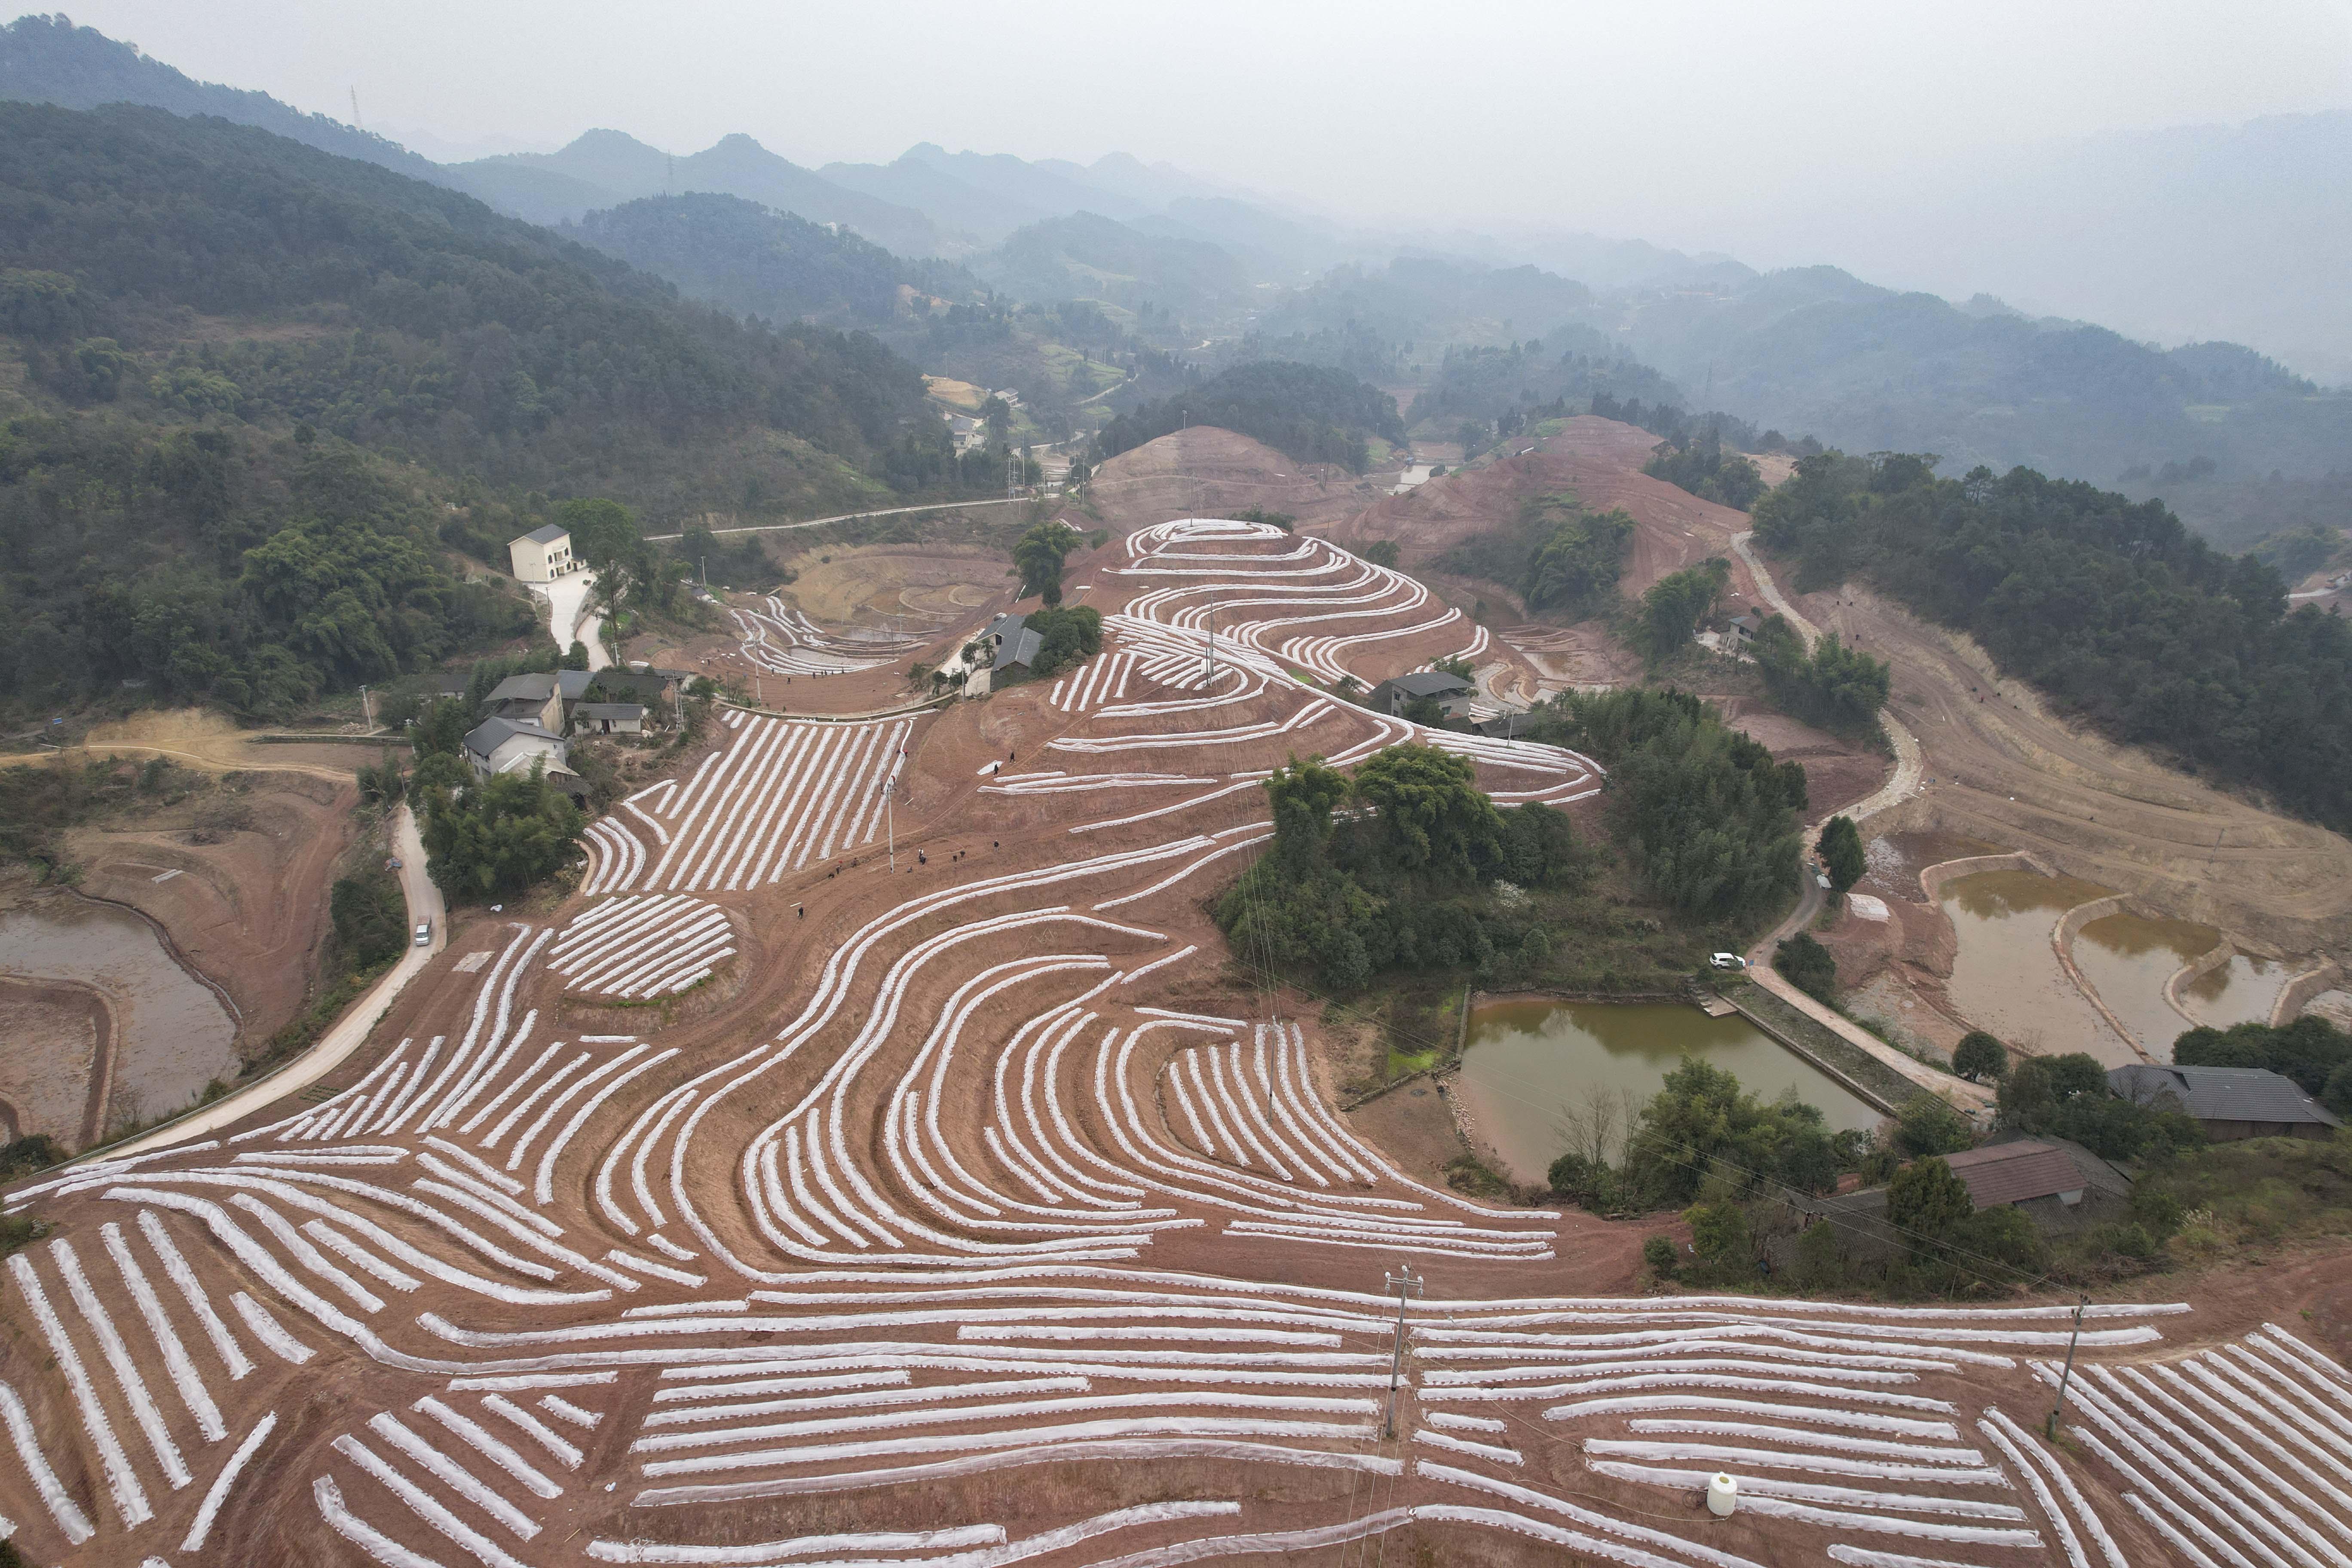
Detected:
[
  {"left": 1709, "top": 952, "right": 1747, "bottom": 970},
  {"left": 414, "top": 920, "right": 432, "bottom": 947}
]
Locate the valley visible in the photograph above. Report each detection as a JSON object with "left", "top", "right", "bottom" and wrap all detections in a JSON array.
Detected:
[{"left": 3, "top": 15, "right": 2352, "bottom": 1568}]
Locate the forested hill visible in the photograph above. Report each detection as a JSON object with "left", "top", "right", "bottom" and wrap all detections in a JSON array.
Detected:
[
  {"left": 0, "top": 101, "right": 939, "bottom": 504},
  {"left": 0, "top": 13, "right": 441, "bottom": 180},
  {"left": 0, "top": 101, "right": 983, "bottom": 728},
  {"left": 1093, "top": 362, "right": 1407, "bottom": 474},
  {"left": 572, "top": 194, "right": 916, "bottom": 329},
  {"left": 1752, "top": 454, "right": 2352, "bottom": 833}
]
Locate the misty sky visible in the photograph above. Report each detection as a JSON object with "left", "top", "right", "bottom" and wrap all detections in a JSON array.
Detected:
[{"left": 49, "top": 0, "right": 2352, "bottom": 263}]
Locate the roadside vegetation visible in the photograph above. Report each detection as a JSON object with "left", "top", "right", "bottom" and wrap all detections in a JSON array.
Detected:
[{"left": 1754, "top": 450, "right": 2352, "bottom": 833}]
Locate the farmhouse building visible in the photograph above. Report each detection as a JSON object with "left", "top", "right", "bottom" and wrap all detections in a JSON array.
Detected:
[
  {"left": 572, "top": 701, "right": 646, "bottom": 736},
  {"left": 460, "top": 717, "right": 583, "bottom": 801},
  {"left": 1367, "top": 670, "right": 1473, "bottom": 720},
  {"left": 508, "top": 524, "right": 582, "bottom": 584},
  {"left": 2108, "top": 1063, "right": 2343, "bottom": 1142},
  {"left": 982, "top": 612, "right": 1044, "bottom": 674},
  {"left": 482, "top": 670, "right": 596, "bottom": 733}
]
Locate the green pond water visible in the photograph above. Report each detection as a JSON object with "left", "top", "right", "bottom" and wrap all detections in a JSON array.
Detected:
[{"left": 1452, "top": 999, "right": 1886, "bottom": 1186}]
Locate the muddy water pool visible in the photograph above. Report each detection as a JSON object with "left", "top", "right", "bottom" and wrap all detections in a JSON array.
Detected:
[
  {"left": 1453, "top": 999, "right": 1885, "bottom": 1186},
  {"left": 1938, "top": 870, "right": 2134, "bottom": 1063},
  {"left": 0, "top": 898, "right": 237, "bottom": 1140},
  {"left": 2180, "top": 952, "right": 2290, "bottom": 1032},
  {"left": 2072, "top": 911, "right": 2217, "bottom": 1057}
]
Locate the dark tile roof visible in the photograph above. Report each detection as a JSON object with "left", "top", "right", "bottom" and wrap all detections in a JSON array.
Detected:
[
  {"left": 462, "top": 716, "right": 562, "bottom": 760},
  {"left": 1940, "top": 1141, "right": 2085, "bottom": 1207},
  {"left": 521, "top": 523, "right": 568, "bottom": 545},
  {"left": 483, "top": 670, "right": 595, "bottom": 706},
  {"left": 572, "top": 703, "right": 643, "bottom": 720},
  {"left": 1380, "top": 670, "right": 1472, "bottom": 697},
  {"left": 983, "top": 612, "right": 1043, "bottom": 668},
  {"left": 2109, "top": 1064, "right": 2343, "bottom": 1127}
]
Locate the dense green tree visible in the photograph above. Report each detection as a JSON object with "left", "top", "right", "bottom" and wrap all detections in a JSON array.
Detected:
[
  {"left": 1023, "top": 604, "right": 1102, "bottom": 678},
  {"left": 1262, "top": 753, "right": 1351, "bottom": 864},
  {"left": 1012, "top": 521, "right": 1081, "bottom": 604},
  {"left": 329, "top": 871, "right": 407, "bottom": 969},
  {"left": 1684, "top": 1201, "right": 1751, "bottom": 1266},
  {"left": 418, "top": 764, "right": 585, "bottom": 901},
  {"left": 1773, "top": 933, "right": 1838, "bottom": 1004},
  {"left": 556, "top": 498, "right": 640, "bottom": 572},
  {"left": 1818, "top": 815, "right": 1866, "bottom": 894},
  {"left": 1351, "top": 744, "right": 1501, "bottom": 879},
  {"left": 1644, "top": 428, "right": 1765, "bottom": 509},
  {"left": 1891, "top": 1093, "right": 1975, "bottom": 1158},
  {"left": 2173, "top": 1015, "right": 2352, "bottom": 1096},
  {"left": 1886, "top": 1156, "right": 1974, "bottom": 1258},
  {"left": 1758, "top": 627, "right": 1892, "bottom": 734},
  {"left": 1636, "top": 558, "right": 1731, "bottom": 660},
  {"left": 1531, "top": 686, "right": 1803, "bottom": 918},
  {"left": 1360, "top": 540, "right": 1401, "bottom": 568},
  {"left": 1623, "top": 1057, "right": 1848, "bottom": 1208},
  {"left": 1953, "top": 1031, "right": 2008, "bottom": 1082},
  {"left": 1213, "top": 744, "right": 1580, "bottom": 995}
]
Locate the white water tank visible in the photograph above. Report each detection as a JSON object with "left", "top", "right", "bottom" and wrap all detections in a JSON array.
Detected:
[{"left": 1707, "top": 1473, "right": 1738, "bottom": 1517}]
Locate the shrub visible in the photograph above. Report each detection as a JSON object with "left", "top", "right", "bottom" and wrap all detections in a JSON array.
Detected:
[{"left": 1642, "top": 1234, "right": 1680, "bottom": 1280}]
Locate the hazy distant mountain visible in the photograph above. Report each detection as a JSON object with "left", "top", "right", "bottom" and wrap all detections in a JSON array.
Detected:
[
  {"left": 459, "top": 129, "right": 948, "bottom": 254},
  {"left": 0, "top": 12, "right": 442, "bottom": 181},
  {"left": 572, "top": 193, "right": 914, "bottom": 327},
  {"left": 1614, "top": 265, "right": 2352, "bottom": 482},
  {"left": 1739, "top": 113, "right": 2352, "bottom": 384},
  {"left": 1253, "top": 257, "right": 1599, "bottom": 359},
  {"left": 969, "top": 212, "right": 1246, "bottom": 320}
]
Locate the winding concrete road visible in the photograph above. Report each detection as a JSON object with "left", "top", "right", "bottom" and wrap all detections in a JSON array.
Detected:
[
  {"left": 102, "top": 803, "right": 446, "bottom": 1158},
  {"left": 1733, "top": 533, "right": 1983, "bottom": 1108},
  {"left": 542, "top": 573, "right": 609, "bottom": 672}
]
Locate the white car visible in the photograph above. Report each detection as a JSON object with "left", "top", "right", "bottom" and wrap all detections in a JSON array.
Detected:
[
  {"left": 413, "top": 920, "right": 432, "bottom": 947},
  {"left": 1709, "top": 952, "right": 1747, "bottom": 970}
]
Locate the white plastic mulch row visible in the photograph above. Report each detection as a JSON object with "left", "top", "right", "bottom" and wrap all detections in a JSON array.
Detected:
[
  {"left": 1055, "top": 650, "right": 1139, "bottom": 714},
  {"left": 582, "top": 815, "right": 649, "bottom": 896},
  {"left": 730, "top": 597, "right": 921, "bottom": 677},
  {"left": 7, "top": 1247, "right": 156, "bottom": 1527},
  {"left": 550, "top": 895, "right": 735, "bottom": 996},
  {"left": 627, "top": 714, "right": 916, "bottom": 892},
  {"left": 2049, "top": 1329, "right": 2352, "bottom": 1568},
  {"left": 593, "top": 1500, "right": 1237, "bottom": 1566}
]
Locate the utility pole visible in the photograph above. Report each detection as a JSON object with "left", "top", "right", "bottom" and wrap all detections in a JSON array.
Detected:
[
  {"left": 359, "top": 683, "right": 372, "bottom": 731},
  {"left": 349, "top": 87, "right": 363, "bottom": 132},
  {"left": 1382, "top": 1265, "right": 1423, "bottom": 1439},
  {"left": 2046, "top": 1294, "right": 2089, "bottom": 1439}
]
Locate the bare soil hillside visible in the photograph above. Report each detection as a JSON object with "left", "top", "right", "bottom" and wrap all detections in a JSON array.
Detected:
[{"left": 1079, "top": 428, "right": 1371, "bottom": 533}]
